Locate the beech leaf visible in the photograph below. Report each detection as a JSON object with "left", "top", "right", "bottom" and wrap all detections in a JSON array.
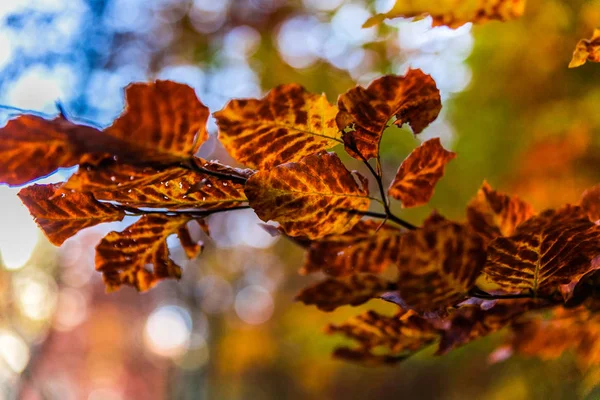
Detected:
[{"left": 569, "top": 29, "right": 600, "bottom": 68}]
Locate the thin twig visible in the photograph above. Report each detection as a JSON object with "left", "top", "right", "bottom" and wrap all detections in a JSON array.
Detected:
[
  {"left": 183, "top": 159, "right": 248, "bottom": 185},
  {"left": 468, "top": 287, "right": 554, "bottom": 302},
  {"left": 120, "top": 205, "right": 251, "bottom": 217}
]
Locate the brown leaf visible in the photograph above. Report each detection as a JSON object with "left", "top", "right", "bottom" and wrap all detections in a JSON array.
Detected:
[
  {"left": 569, "top": 29, "right": 600, "bottom": 68},
  {"left": 467, "top": 181, "right": 535, "bottom": 244},
  {"left": 580, "top": 184, "right": 600, "bottom": 223},
  {"left": 214, "top": 83, "right": 340, "bottom": 170},
  {"left": 104, "top": 80, "right": 209, "bottom": 162},
  {"left": 396, "top": 215, "right": 486, "bottom": 313},
  {"left": 300, "top": 220, "right": 403, "bottom": 277},
  {"left": 388, "top": 138, "right": 456, "bottom": 208},
  {"left": 18, "top": 184, "right": 125, "bottom": 246},
  {"left": 483, "top": 205, "right": 600, "bottom": 299},
  {"left": 364, "top": 0, "right": 526, "bottom": 29},
  {"left": 95, "top": 214, "right": 200, "bottom": 291},
  {"left": 0, "top": 115, "right": 104, "bottom": 186},
  {"left": 245, "top": 151, "right": 370, "bottom": 239},
  {"left": 326, "top": 309, "right": 438, "bottom": 365},
  {"left": 336, "top": 69, "right": 441, "bottom": 160},
  {"left": 296, "top": 274, "right": 391, "bottom": 311}
]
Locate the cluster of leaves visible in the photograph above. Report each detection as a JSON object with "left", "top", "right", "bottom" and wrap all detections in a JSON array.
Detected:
[{"left": 2, "top": 1, "right": 600, "bottom": 367}]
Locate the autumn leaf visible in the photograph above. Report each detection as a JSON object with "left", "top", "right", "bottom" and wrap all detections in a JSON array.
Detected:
[
  {"left": 296, "top": 274, "right": 391, "bottom": 311},
  {"left": 363, "top": 0, "right": 526, "bottom": 29},
  {"left": 388, "top": 138, "right": 456, "bottom": 208},
  {"left": 96, "top": 214, "right": 201, "bottom": 291},
  {"left": 93, "top": 169, "right": 247, "bottom": 210},
  {"left": 104, "top": 80, "right": 209, "bottom": 163},
  {"left": 467, "top": 181, "right": 535, "bottom": 244},
  {"left": 326, "top": 310, "right": 438, "bottom": 365},
  {"left": 580, "top": 184, "right": 600, "bottom": 223},
  {"left": 336, "top": 69, "right": 441, "bottom": 160},
  {"left": 245, "top": 151, "right": 370, "bottom": 239},
  {"left": 0, "top": 115, "right": 108, "bottom": 186},
  {"left": 18, "top": 183, "right": 125, "bottom": 246},
  {"left": 214, "top": 83, "right": 340, "bottom": 170},
  {"left": 483, "top": 206, "right": 600, "bottom": 299},
  {"left": 569, "top": 29, "right": 600, "bottom": 68},
  {"left": 395, "top": 214, "right": 486, "bottom": 313},
  {"left": 300, "top": 220, "right": 403, "bottom": 276}
]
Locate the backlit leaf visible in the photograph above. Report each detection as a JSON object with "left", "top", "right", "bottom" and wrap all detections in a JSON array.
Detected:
[
  {"left": 104, "top": 80, "right": 209, "bottom": 162},
  {"left": 245, "top": 151, "right": 370, "bottom": 239},
  {"left": 569, "top": 29, "right": 600, "bottom": 68},
  {"left": 326, "top": 309, "right": 438, "bottom": 365},
  {"left": 0, "top": 115, "right": 103, "bottom": 186},
  {"left": 300, "top": 220, "right": 403, "bottom": 276},
  {"left": 388, "top": 138, "right": 456, "bottom": 208},
  {"left": 336, "top": 69, "right": 441, "bottom": 160},
  {"left": 395, "top": 214, "right": 486, "bottom": 313},
  {"left": 364, "top": 0, "right": 526, "bottom": 29},
  {"left": 18, "top": 184, "right": 125, "bottom": 246},
  {"left": 214, "top": 83, "right": 340, "bottom": 170},
  {"left": 483, "top": 206, "right": 600, "bottom": 299},
  {"left": 580, "top": 184, "right": 600, "bottom": 223},
  {"left": 96, "top": 214, "right": 201, "bottom": 292},
  {"left": 296, "top": 274, "right": 391, "bottom": 311},
  {"left": 467, "top": 181, "right": 535, "bottom": 244}
]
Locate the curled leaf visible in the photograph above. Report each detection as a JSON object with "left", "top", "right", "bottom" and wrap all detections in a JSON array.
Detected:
[
  {"left": 388, "top": 138, "right": 456, "bottom": 208},
  {"left": 580, "top": 184, "right": 600, "bottom": 223},
  {"left": 467, "top": 181, "right": 535, "bottom": 244},
  {"left": 296, "top": 274, "right": 391, "bottom": 311},
  {"left": 396, "top": 214, "right": 486, "bottom": 313},
  {"left": 336, "top": 69, "right": 441, "bottom": 160},
  {"left": 245, "top": 151, "right": 370, "bottom": 239},
  {"left": 364, "top": 0, "right": 526, "bottom": 29},
  {"left": 300, "top": 220, "right": 403, "bottom": 276},
  {"left": 18, "top": 184, "right": 125, "bottom": 246},
  {"left": 96, "top": 214, "right": 201, "bottom": 292},
  {"left": 569, "top": 29, "right": 600, "bottom": 68},
  {"left": 483, "top": 206, "right": 600, "bottom": 299},
  {"left": 215, "top": 83, "right": 340, "bottom": 170}
]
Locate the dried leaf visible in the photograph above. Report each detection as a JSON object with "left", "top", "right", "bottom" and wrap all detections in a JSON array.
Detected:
[
  {"left": 18, "top": 184, "right": 125, "bottom": 246},
  {"left": 296, "top": 274, "right": 391, "bottom": 311},
  {"left": 337, "top": 69, "right": 441, "bottom": 160},
  {"left": 364, "top": 0, "right": 526, "bottom": 29},
  {"left": 326, "top": 310, "right": 438, "bottom": 365},
  {"left": 93, "top": 170, "right": 247, "bottom": 210},
  {"left": 467, "top": 181, "right": 535, "bottom": 244},
  {"left": 388, "top": 138, "right": 456, "bottom": 208},
  {"left": 104, "top": 80, "right": 209, "bottom": 162},
  {"left": 396, "top": 215, "right": 486, "bottom": 313},
  {"left": 300, "top": 220, "right": 403, "bottom": 276},
  {"left": 96, "top": 214, "right": 200, "bottom": 291},
  {"left": 569, "top": 29, "right": 600, "bottom": 68},
  {"left": 580, "top": 184, "right": 600, "bottom": 223},
  {"left": 483, "top": 206, "right": 600, "bottom": 299},
  {"left": 0, "top": 115, "right": 104, "bottom": 186},
  {"left": 214, "top": 83, "right": 340, "bottom": 170},
  {"left": 245, "top": 151, "right": 370, "bottom": 239}
]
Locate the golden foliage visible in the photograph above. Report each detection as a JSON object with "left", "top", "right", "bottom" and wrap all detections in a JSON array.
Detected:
[{"left": 569, "top": 28, "right": 600, "bottom": 68}]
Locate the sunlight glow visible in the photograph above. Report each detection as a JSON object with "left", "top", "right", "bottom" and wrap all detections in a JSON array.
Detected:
[
  {"left": 0, "top": 187, "right": 39, "bottom": 270},
  {"left": 0, "top": 330, "right": 29, "bottom": 374},
  {"left": 144, "top": 305, "right": 192, "bottom": 358}
]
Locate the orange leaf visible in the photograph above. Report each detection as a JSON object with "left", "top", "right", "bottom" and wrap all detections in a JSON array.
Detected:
[
  {"left": 388, "top": 138, "right": 456, "bottom": 208},
  {"left": 104, "top": 81, "right": 209, "bottom": 162},
  {"left": 395, "top": 214, "right": 486, "bottom": 313},
  {"left": 467, "top": 181, "right": 535, "bottom": 244},
  {"left": 580, "top": 184, "right": 600, "bottom": 223},
  {"left": 326, "top": 309, "right": 438, "bottom": 365},
  {"left": 214, "top": 83, "right": 340, "bottom": 170},
  {"left": 363, "top": 0, "right": 526, "bottom": 29},
  {"left": 300, "top": 220, "right": 403, "bottom": 276},
  {"left": 0, "top": 115, "right": 104, "bottom": 185},
  {"left": 337, "top": 69, "right": 441, "bottom": 160},
  {"left": 295, "top": 274, "right": 391, "bottom": 311},
  {"left": 483, "top": 206, "right": 600, "bottom": 299},
  {"left": 95, "top": 214, "right": 201, "bottom": 292},
  {"left": 245, "top": 151, "right": 370, "bottom": 239},
  {"left": 18, "top": 184, "right": 125, "bottom": 246},
  {"left": 569, "top": 29, "right": 600, "bottom": 68}
]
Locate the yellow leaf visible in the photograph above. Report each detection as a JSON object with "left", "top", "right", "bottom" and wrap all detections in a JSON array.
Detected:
[{"left": 569, "top": 29, "right": 600, "bottom": 68}]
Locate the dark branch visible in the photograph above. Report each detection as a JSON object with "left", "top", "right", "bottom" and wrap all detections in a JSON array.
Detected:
[{"left": 183, "top": 159, "right": 248, "bottom": 185}]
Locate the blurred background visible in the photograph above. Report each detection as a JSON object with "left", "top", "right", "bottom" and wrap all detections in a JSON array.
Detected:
[{"left": 0, "top": 0, "right": 599, "bottom": 399}]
